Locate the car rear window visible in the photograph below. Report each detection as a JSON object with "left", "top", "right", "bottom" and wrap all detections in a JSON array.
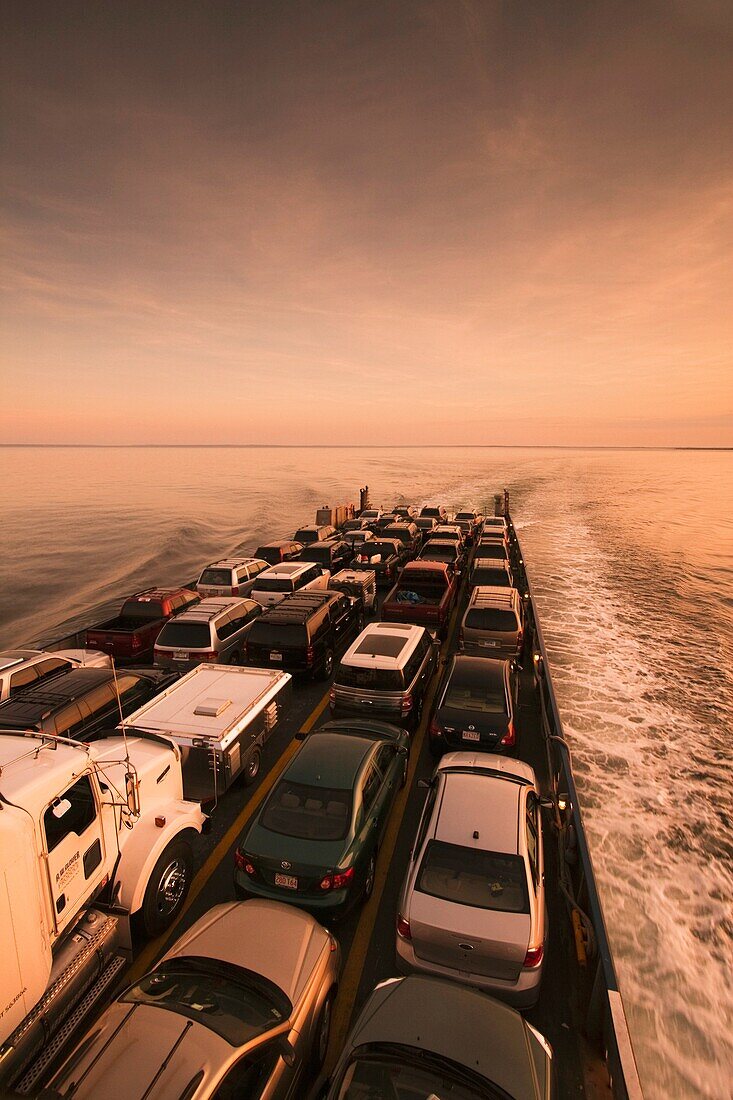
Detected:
[
  {"left": 474, "top": 545, "right": 507, "bottom": 560},
  {"left": 360, "top": 542, "right": 395, "bottom": 557},
  {"left": 262, "top": 779, "right": 352, "bottom": 840},
  {"left": 120, "top": 599, "right": 164, "bottom": 622},
  {"left": 302, "top": 545, "right": 332, "bottom": 564},
  {"left": 336, "top": 664, "right": 404, "bottom": 691},
  {"left": 156, "top": 621, "right": 211, "bottom": 649},
  {"left": 199, "top": 568, "right": 233, "bottom": 586},
  {"left": 465, "top": 609, "right": 518, "bottom": 632},
  {"left": 417, "top": 841, "right": 529, "bottom": 912},
  {"left": 443, "top": 673, "right": 507, "bottom": 714},
  {"left": 294, "top": 529, "right": 319, "bottom": 544},
  {"left": 254, "top": 577, "right": 294, "bottom": 593},
  {"left": 248, "top": 623, "right": 308, "bottom": 648},
  {"left": 421, "top": 547, "right": 456, "bottom": 562},
  {"left": 471, "top": 568, "right": 510, "bottom": 587}
]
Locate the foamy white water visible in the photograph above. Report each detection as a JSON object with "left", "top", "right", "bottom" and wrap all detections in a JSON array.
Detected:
[{"left": 0, "top": 446, "right": 731, "bottom": 1098}]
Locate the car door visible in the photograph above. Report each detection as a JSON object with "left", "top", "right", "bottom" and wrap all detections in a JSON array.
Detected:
[
  {"left": 371, "top": 743, "right": 401, "bottom": 843},
  {"left": 329, "top": 595, "right": 356, "bottom": 653},
  {"left": 355, "top": 761, "right": 383, "bottom": 866}
]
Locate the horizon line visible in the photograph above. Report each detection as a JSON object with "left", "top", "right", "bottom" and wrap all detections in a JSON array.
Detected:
[{"left": 0, "top": 444, "right": 731, "bottom": 452}]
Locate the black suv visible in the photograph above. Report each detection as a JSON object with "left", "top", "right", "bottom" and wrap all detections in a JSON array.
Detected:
[
  {"left": 244, "top": 591, "right": 363, "bottom": 680},
  {"left": 299, "top": 538, "right": 354, "bottom": 573},
  {"left": 0, "top": 666, "right": 177, "bottom": 741}
]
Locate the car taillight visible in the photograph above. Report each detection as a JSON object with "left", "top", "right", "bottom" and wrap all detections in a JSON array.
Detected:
[
  {"left": 306, "top": 645, "right": 315, "bottom": 666},
  {"left": 400, "top": 693, "right": 413, "bottom": 715},
  {"left": 523, "top": 944, "right": 544, "bottom": 968},
  {"left": 329, "top": 686, "right": 336, "bottom": 706},
  {"left": 132, "top": 636, "right": 142, "bottom": 649},
  {"left": 429, "top": 718, "right": 441, "bottom": 737},
  {"left": 396, "top": 914, "right": 412, "bottom": 940},
  {"left": 500, "top": 720, "right": 516, "bottom": 747},
  {"left": 320, "top": 866, "right": 355, "bottom": 891},
  {"left": 231, "top": 586, "right": 239, "bottom": 596},
  {"left": 516, "top": 630, "right": 523, "bottom": 651},
  {"left": 198, "top": 650, "right": 219, "bottom": 662},
  {"left": 234, "top": 850, "right": 255, "bottom": 875}
]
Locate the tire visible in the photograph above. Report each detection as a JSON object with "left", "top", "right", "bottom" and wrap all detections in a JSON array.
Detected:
[
  {"left": 400, "top": 755, "right": 409, "bottom": 789},
  {"left": 243, "top": 746, "right": 261, "bottom": 786},
  {"left": 362, "top": 853, "right": 376, "bottom": 902},
  {"left": 411, "top": 697, "right": 423, "bottom": 731},
  {"left": 229, "top": 651, "right": 240, "bottom": 665},
  {"left": 319, "top": 648, "right": 334, "bottom": 681},
  {"left": 141, "top": 838, "right": 193, "bottom": 936},
  {"left": 311, "top": 990, "right": 335, "bottom": 1072}
]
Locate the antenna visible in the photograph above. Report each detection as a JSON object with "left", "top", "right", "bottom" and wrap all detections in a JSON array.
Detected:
[{"left": 110, "top": 657, "right": 131, "bottom": 763}]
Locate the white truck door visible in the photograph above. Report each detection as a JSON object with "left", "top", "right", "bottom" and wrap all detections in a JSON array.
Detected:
[{"left": 41, "top": 773, "right": 107, "bottom": 937}]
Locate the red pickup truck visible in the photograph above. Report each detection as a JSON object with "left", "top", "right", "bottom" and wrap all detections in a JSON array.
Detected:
[
  {"left": 381, "top": 561, "right": 457, "bottom": 638},
  {"left": 85, "top": 587, "right": 199, "bottom": 664}
]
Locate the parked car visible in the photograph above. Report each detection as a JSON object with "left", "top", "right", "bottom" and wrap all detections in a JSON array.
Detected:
[
  {"left": 195, "top": 556, "right": 270, "bottom": 598},
  {"left": 324, "top": 975, "right": 556, "bottom": 1099},
  {"left": 420, "top": 505, "right": 449, "bottom": 521},
  {"left": 329, "top": 568, "right": 377, "bottom": 614},
  {"left": 429, "top": 655, "right": 518, "bottom": 756},
  {"left": 245, "top": 591, "right": 363, "bottom": 680},
  {"left": 299, "top": 538, "right": 354, "bottom": 573},
  {"left": 382, "top": 562, "right": 457, "bottom": 639},
  {"left": 251, "top": 562, "right": 331, "bottom": 608},
  {"left": 330, "top": 622, "right": 439, "bottom": 729},
  {"left": 293, "top": 524, "right": 337, "bottom": 545},
  {"left": 154, "top": 597, "right": 262, "bottom": 669},
  {"left": 383, "top": 521, "right": 421, "bottom": 558},
  {"left": 352, "top": 537, "right": 404, "bottom": 586},
  {"left": 418, "top": 539, "right": 464, "bottom": 577},
  {"left": 470, "top": 560, "right": 514, "bottom": 589},
  {"left": 234, "top": 722, "right": 410, "bottom": 918},
  {"left": 425, "top": 524, "right": 465, "bottom": 547},
  {"left": 373, "top": 512, "right": 401, "bottom": 532},
  {"left": 48, "top": 900, "right": 340, "bottom": 1099},
  {"left": 342, "top": 528, "right": 375, "bottom": 553},
  {"left": 0, "top": 649, "right": 107, "bottom": 703},
  {"left": 474, "top": 538, "right": 509, "bottom": 561},
  {"left": 358, "top": 508, "right": 383, "bottom": 524},
  {"left": 460, "top": 587, "right": 525, "bottom": 658},
  {"left": 396, "top": 753, "right": 546, "bottom": 1009},
  {"left": 342, "top": 517, "right": 370, "bottom": 533},
  {"left": 482, "top": 516, "right": 508, "bottom": 535},
  {"left": 0, "top": 666, "right": 176, "bottom": 741},
  {"left": 255, "top": 540, "right": 305, "bottom": 565},
  {"left": 454, "top": 509, "right": 483, "bottom": 545},
  {"left": 85, "top": 587, "right": 200, "bottom": 664},
  {"left": 414, "top": 516, "right": 439, "bottom": 540},
  {"left": 392, "top": 504, "right": 418, "bottom": 520}
]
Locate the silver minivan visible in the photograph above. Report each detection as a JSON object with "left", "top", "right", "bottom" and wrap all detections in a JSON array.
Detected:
[
  {"left": 196, "top": 557, "right": 270, "bottom": 598},
  {"left": 154, "top": 597, "right": 262, "bottom": 669},
  {"left": 460, "top": 587, "right": 524, "bottom": 658}
]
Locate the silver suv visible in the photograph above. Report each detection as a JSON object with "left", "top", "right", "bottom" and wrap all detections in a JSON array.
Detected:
[
  {"left": 154, "top": 597, "right": 262, "bottom": 669},
  {"left": 460, "top": 587, "right": 524, "bottom": 658},
  {"left": 196, "top": 557, "right": 270, "bottom": 598}
]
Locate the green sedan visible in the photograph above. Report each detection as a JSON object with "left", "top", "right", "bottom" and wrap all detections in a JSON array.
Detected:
[{"left": 234, "top": 720, "right": 410, "bottom": 918}]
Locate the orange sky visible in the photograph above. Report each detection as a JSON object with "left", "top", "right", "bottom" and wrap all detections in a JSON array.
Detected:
[{"left": 1, "top": 1, "right": 732, "bottom": 446}]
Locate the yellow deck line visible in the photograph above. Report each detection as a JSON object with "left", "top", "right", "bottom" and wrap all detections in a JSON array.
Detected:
[{"left": 127, "top": 688, "right": 331, "bottom": 980}]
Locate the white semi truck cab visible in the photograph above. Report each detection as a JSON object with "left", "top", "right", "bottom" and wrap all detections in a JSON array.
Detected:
[{"left": 0, "top": 729, "right": 206, "bottom": 1092}]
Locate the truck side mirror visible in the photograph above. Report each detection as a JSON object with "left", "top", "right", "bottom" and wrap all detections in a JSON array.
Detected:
[
  {"left": 51, "top": 797, "right": 72, "bottom": 819},
  {"left": 125, "top": 771, "right": 140, "bottom": 817}
]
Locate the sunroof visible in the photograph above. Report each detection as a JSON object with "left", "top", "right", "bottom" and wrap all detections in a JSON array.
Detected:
[{"left": 354, "top": 634, "right": 409, "bottom": 658}]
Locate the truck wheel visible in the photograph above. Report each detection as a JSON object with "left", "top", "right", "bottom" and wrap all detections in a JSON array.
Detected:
[
  {"left": 243, "top": 746, "right": 261, "bottom": 786},
  {"left": 319, "top": 648, "right": 334, "bottom": 680},
  {"left": 141, "top": 838, "right": 193, "bottom": 936}
]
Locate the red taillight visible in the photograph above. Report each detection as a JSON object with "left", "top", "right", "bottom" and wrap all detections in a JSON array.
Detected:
[
  {"left": 198, "top": 651, "right": 219, "bottom": 662},
  {"left": 320, "top": 866, "right": 355, "bottom": 891},
  {"left": 234, "top": 850, "right": 255, "bottom": 875},
  {"left": 516, "top": 630, "right": 523, "bottom": 651},
  {"left": 329, "top": 686, "right": 336, "bottom": 706},
  {"left": 500, "top": 720, "right": 516, "bottom": 747},
  {"left": 231, "top": 585, "right": 239, "bottom": 596},
  {"left": 396, "top": 914, "right": 412, "bottom": 940},
  {"left": 429, "top": 718, "right": 441, "bottom": 737},
  {"left": 131, "top": 636, "right": 142, "bottom": 650},
  {"left": 400, "top": 692, "right": 413, "bottom": 715},
  {"left": 306, "top": 645, "right": 315, "bottom": 666},
  {"left": 523, "top": 944, "right": 543, "bottom": 968}
]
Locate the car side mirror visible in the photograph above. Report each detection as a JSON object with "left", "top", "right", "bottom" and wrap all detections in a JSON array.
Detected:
[
  {"left": 417, "top": 779, "right": 431, "bottom": 789},
  {"left": 398, "top": 746, "right": 409, "bottom": 757},
  {"left": 540, "top": 797, "right": 554, "bottom": 811},
  {"left": 276, "top": 1034, "right": 297, "bottom": 1067}
]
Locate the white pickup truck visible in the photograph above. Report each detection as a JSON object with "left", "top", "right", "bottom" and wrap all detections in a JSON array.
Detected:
[{"left": 0, "top": 728, "right": 206, "bottom": 1092}]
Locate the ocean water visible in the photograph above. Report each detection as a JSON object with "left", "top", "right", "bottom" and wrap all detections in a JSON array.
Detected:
[{"left": 0, "top": 445, "right": 731, "bottom": 1099}]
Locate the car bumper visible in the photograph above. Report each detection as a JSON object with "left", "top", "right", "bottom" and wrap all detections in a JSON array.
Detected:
[
  {"left": 234, "top": 872, "right": 359, "bottom": 919},
  {"left": 395, "top": 937, "right": 543, "bottom": 1010}
]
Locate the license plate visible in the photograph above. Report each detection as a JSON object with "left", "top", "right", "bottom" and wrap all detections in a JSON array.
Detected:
[
  {"left": 462, "top": 729, "right": 481, "bottom": 741},
  {"left": 274, "top": 873, "right": 298, "bottom": 889},
  {"left": 480, "top": 641, "right": 498, "bottom": 647},
  {"left": 270, "top": 651, "right": 282, "bottom": 661},
  {"left": 174, "top": 650, "right": 189, "bottom": 660}
]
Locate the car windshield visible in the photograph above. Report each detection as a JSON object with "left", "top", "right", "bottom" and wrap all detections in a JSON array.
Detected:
[
  {"left": 443, "top": 671, "right": 507, "bottom": 713},
  {"left": 199, "top": 569, "right": 232, "bottom": 586},
  {"left": 248, "top": 622, "right": 308, "bottom": 648},
  {"left": 262, "top": 779, "right": 352, "bottom": 840},
  {"left": 122, "top": 956, "right": 291, "bottom": 1046},
  {"left": 156, "top": 621, "right": 211, "bottom": 649},
  {"left": 335, "top": 1044, "right": 504, "bottom": 1099},
  {"left": 417, "top": 841, "right": 529, "bottom": 913},
  {"left": 254, "top": 578, "right": 294, "bottom": 593},
  {"left": 465, "top": 609, "right": 518, "bottom": 632}
]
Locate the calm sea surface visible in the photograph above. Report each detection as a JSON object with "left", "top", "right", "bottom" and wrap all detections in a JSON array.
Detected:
[{"left": 1, "top": 446, "right": 731, "bottom": 1099}]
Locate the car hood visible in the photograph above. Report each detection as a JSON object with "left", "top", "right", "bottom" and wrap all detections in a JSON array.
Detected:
[
  {"left": 347, "top": 976, "right": 543, "bottom": 1100},
  {"left": 164, "top": 900, "right": 329, "bottom": 1006}
]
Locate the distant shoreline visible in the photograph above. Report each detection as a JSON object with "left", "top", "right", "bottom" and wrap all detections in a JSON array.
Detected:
[{"left": 1, "top": 444, "right": 731, "bottom": 452}]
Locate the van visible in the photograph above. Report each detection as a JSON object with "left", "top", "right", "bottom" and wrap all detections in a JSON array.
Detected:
[
  {"left": 196, "top": 557, "right": 270, "bottom": 598},
  {"left": 460, "top": 587, "right": 524, "bottom": 658},
  {"left": 154, "top": 597, "right": 262, "bottom": 669},
  {"left": 250, "top": 562, "right": 331, "bottom": 608}
]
